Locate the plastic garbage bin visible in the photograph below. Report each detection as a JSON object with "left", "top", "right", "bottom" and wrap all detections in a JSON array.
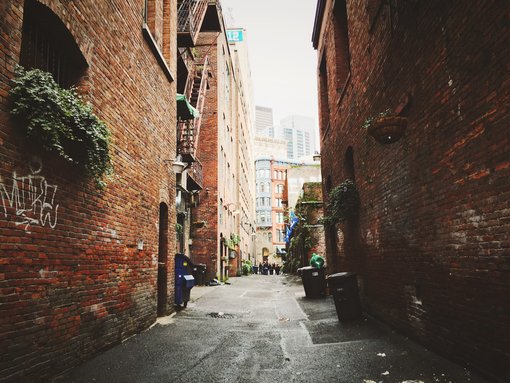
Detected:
[
  {"left": 297, "top": 266, "right": 326, "bottom": 298},
  {"left": 192, "top": 263, "right": 206, "bottom": 285},
  {"left": 175, "top": 253, "right": 195, "bottom": 307},
  {"left": 252, "top": 265, "right": 258, "bottom": 274},
  {"left": 327, "top": 272, "right": 362, "bottom": 321}
]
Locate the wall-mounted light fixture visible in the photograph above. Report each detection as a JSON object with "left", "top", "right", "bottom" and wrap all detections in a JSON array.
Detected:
[{"left": 171, "top": 160, "right": 186, "bottom": 174}]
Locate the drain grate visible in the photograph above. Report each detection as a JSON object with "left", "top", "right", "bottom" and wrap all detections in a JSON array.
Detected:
[{"left": 208, "top": 312, "right": 235, "bottom": 319}]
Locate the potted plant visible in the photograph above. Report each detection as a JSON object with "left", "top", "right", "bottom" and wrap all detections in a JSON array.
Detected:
[
  {"left": 363, "top": 109, "right": 407, "bottom": 144},
  {"left": 321, "top": 179, "right": 360, "bottom": 226},
  {"left": 192, "top": 220, "right": 206, "bottom": 228}
]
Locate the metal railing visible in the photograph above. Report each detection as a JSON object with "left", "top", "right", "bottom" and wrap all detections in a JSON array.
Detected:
[
  {"left": 177, "top": 0, "right": 208, "bottom": 42},
  {"left": 177, "top": 55, "right": 210, "bottom": 162}
]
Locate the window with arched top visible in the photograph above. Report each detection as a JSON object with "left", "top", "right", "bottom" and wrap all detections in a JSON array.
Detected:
[
  {"left": 20, "top": 0, "right": 88, "bottom": 88},
  {"left": 334, "top": 0, "right": 351, "bottom": 94},
  {"left": 326, "top": 175, "right": 333, "bottom": 192},
  {"left": 344, "top": 146, "right": 355, "bottom": 181}
]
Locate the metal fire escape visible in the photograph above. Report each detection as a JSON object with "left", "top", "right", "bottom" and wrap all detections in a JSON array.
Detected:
[
  {"left": 176, "top": 0, "right": 217, "bottom": 191},
  {"left": 177, "top": 56, "right": 209, "bottom": 190},
  {"left": 177, "top": 0, "right": 209, "bottom": 46}
]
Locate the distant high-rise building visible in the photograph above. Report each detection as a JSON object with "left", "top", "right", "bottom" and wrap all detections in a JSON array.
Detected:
[
  {"left": 255, "top": 105, "right": 274, "bottom": 137},
  {"left": 276, "top": 115, "right": 317, "bottom": 160}
]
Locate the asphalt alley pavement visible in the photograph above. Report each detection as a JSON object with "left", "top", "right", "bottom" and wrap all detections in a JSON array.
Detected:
[{"left": 56, "top": 274, "right": 489, "bottom": 383}]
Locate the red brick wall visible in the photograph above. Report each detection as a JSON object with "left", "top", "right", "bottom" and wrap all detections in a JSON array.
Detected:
[
  {"left": 191, "top": 32, "right": 220, "bottom": 282},
  {"left": 297, "top": 183, "right": 326, "bottom": 263},
  {"left": 302, "top": 182, "right": 326, "bottom": 258},
  {"left": 0, "top": 1, "right": 177, "bottom": 381},
  {"left": 316, "top": 0, "right": 510, "bottom": 380}
]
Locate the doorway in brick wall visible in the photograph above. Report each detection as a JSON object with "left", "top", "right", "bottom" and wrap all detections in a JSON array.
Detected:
[{"left": 157, "top": 203, "right": 169, "bottom": 316}]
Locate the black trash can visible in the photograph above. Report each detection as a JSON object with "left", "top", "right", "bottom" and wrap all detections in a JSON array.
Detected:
[
  {"left": 297, "top": 266, "right": 326, "bottom": 298},
  {"left": 327, "top": 272, "right": 362, "bottom": 321},
  {"left": 192, "top": 263, "right": 207, "bottom": 285}
]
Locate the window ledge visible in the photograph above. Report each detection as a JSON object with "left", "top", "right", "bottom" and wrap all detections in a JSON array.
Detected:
[{"left": 142, "top": 23, "right": 174, "bottom": 83}]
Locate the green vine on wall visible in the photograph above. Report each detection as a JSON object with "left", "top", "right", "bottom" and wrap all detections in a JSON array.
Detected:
[
  {"left": 362, "top": 109, "right": 392, "bottom": 130},
  {"left": 321, "top": 179, "right": 360, "bottom": 226},
  {"left": 9, "top": 66, "right": 112, "bottom": 187}
]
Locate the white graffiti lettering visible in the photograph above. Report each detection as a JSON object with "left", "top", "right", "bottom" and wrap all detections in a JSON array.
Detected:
[{"left": 0, "top": 160, "right": 59, "bottom": 232}]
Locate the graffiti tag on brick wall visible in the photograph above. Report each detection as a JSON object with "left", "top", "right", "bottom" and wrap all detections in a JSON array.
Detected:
[{"left": 0, "top": 159, "right": 59, "bottom": 232}]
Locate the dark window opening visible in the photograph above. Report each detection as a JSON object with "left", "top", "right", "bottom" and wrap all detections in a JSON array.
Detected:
[
  {"left": 319, "top": 54, "right": 330, "bottom": 136},
  {"left": 333, "top": 0, "right": 350, "bottom": 93},
  {"left": 157, "top": 203, "right": 169, "bottom": 316},
  {"left": 326, "top": 175, "right": 333, "bottom": 193},
  {"left": 344, "top": 146, "right": 355, "bottom": 181},
  {"left": 20, "top": 0, "right": 87, "bottom": 88}
]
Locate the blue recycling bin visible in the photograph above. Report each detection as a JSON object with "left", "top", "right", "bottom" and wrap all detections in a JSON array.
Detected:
[{"left": 175, "top": 253, "right": 195, "bottom": 307}]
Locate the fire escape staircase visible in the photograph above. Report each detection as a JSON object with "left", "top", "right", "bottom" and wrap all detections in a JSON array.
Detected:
[
  {"left": 177, "top": 56, "right": 210, "bottom": 191},
  {"left": 177, "top": 0, "right": 209, "bottom": 46}
]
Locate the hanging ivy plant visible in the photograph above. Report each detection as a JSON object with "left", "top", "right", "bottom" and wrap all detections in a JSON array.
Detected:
[
  {"left": 321, "top": 179, "right": 360, "bottom": 226},
  {"left": 9, "top": 66, "right": 112, "bottom": 187}
]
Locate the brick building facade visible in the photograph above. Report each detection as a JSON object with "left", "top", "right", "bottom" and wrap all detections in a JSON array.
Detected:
[
  {"left": 1, "top": 0, "right": 177, "bottom": 381},
  {"left": 313, "top": 0, "right": 509, "bottom": 381},
  {"left": 190, "top": 3, "right": 255, "bottom": 282}
]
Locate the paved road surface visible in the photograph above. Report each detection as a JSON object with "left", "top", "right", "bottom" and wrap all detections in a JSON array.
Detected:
[{"left": 57, "top": 274, "right": 488, "bottom": 383}]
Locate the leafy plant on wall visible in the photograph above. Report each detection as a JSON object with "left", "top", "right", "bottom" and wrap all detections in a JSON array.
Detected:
[
  {"left": 9, "top": 66, "right": 112, "bottom": 187},
  {"left": 321, "top": 179, "right": 360, "bottom": 226}
]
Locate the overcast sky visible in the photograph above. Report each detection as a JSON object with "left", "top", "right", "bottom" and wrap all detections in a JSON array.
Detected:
[{"left": 220, "top": 0, "right": 319, "bottom": 127}]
